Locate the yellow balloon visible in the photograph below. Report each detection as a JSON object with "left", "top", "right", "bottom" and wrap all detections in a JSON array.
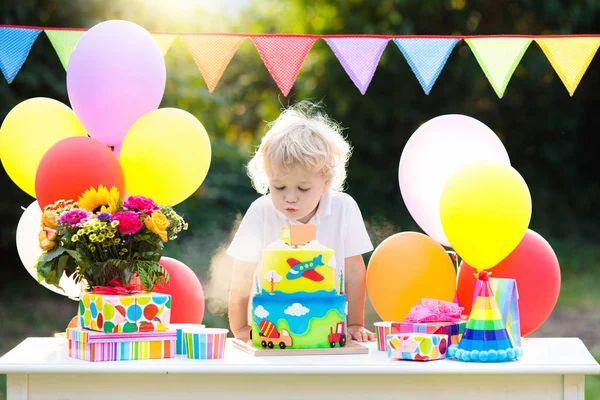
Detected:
[
  {"left": 0, "top": 98, "right": 87, "bottom": 197},
  {"left": 440, "top": 162, "right": 531, "bottom": 271},
  {"left": 120, "top": 108, "right": 211, "bottom": 206}
]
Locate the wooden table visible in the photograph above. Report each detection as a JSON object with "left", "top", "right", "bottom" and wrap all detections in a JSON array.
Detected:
[{"left": 1, "top": 337, "right": 599, "bottom": 399}]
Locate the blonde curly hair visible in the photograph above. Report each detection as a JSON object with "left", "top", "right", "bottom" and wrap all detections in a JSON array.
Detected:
[{"left": 247, "top": 101, "right": 352, "bottom": 195}]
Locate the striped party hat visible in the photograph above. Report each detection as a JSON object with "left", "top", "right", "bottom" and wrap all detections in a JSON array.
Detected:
[{"left": 448, "top": 271, "right": 522, "bottom": 362}]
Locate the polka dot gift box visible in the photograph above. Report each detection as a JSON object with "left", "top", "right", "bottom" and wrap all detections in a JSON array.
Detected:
[
  {"left": 386, "top": 333, "right": 448, "bottom": 361},
  {"left": 79, "top": 292, "right": 171, "bottom": 333}
]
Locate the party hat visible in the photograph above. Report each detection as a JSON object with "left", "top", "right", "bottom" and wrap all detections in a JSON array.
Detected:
[{"left": 448, "top": 271, "right": 522, "bottom": 362}]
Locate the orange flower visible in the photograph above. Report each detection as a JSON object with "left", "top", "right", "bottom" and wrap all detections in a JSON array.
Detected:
[
  {"left": 41, "top": 210, "right": 57, "bottom": 230},
  {"left": 38, "top": 228, "right": 57, "bottom": 252},
  {"left": 144, "top": 212, "right": 170, "bottom": 242}
]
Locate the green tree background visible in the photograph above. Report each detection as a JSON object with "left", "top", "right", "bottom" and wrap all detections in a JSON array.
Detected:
[{"left": 1, "top": 0, "right": 599, "bottom": 397}]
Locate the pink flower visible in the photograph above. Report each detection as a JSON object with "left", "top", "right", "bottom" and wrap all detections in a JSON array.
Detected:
[
  {"left": 58, "top": 209, "right": 93, "bottom": 227},
  {"left": 111, "top": 212, "right": 143, "bottom": 235},
  {"left": 123, "top": 196, "right": 159, "bottom": 213}
]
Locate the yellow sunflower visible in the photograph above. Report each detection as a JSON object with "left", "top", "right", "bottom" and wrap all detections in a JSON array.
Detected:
[{"left": 78, "top": 185, "right": 121, "bottom": 214}]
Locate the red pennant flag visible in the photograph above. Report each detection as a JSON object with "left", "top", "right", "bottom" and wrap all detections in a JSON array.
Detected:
[{"left": 251, "top": 36, "right": 317, "bottom": 96}]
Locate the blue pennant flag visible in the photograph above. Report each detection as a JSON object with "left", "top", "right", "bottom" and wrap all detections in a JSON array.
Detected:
[
  {"left": 393, "top": 38, "right": 459, "bottom": 94},
  {"left": 0, "top": 28, "right": 42, "bottom": 83}
]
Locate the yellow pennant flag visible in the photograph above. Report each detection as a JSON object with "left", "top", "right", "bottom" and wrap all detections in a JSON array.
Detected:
[
  {"left": 466, "top": 38, "right": 532, "bottom": 98},
  {"left": 152, "top": 34, "right": 178, "bottom": 56},
  {"left": 535, "top": 37, "right": 600, "bottom": 96},
  {"left": 182, "top": 35, "right": 246, "bottom": 93}
]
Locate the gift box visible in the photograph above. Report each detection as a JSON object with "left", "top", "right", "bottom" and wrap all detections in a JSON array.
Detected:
[
  {"left": 392, "top": 299, "right": 466, "bottom": 345},
  {"left": 473, "top": 278, "right": 521, "bottom": 347},
  {"left": 392, "top": 320, "right": 466, "bottom": 345},
  {"left": 386, "top": 333, "right": 448, "bottom": 361},
  {"left": 79, "top": 292, "right": 171, "bottom": 333},
  {"left": 66, "top": 327, "right": 176, "bottom": 362}
]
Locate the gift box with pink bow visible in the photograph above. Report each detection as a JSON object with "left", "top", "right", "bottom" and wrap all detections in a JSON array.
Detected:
[{"left": 391, "top": 299, "right": 467, "bottom": 345}]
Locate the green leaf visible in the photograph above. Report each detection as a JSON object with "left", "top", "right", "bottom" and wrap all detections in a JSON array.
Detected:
[{"left": 41, "top": 246, "right": 65, "bottom": 262}]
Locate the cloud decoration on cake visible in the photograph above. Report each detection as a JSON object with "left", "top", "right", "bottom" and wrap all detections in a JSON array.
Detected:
[
  {"left": 264, "top": 270, "right": 283, "bottom": 282},
  {"left": 254, "top": 305, "right": 270, "bottom": 319},
  {"left": 284, "top": 303, "right": 310, "bottom": 317}
]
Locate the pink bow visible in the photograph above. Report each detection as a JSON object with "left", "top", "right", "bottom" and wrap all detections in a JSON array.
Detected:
[
  {"left": 404, "top": 298, "right": 464, "bottom": 323},
  {"left": 91, "top": 278, "right": 144, "bottom": 295}
]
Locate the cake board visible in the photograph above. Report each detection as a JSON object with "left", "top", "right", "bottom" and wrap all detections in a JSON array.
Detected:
[{"left": 232, "top": 339, "right": 369, "bottom": 357}]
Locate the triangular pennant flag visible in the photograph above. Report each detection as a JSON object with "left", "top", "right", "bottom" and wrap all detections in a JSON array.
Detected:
[
  {"left": 152, "top": 34, "right": 178, "bottom": 56},
  {"left": 182, "top": 35, "right": 246, "bottom": 93},
  {"left": 465, "top": 38, "right": 532, "bottom": 98},
  {"left": 535, "top": 37, "right": 600, "bottom": 96},
  {"left": 325, "top": 38, "right": 389, "bottom": 94},
  {"left": 251, "top": 36, "right": 316, "bottom": 96},
  {"left": 393, "top": 38, "right": 459, "bottom": 94},
  {"left": 449, "top": 271, "right": 522, "bottom": 363},
  {"left": 45, "top": 29, "right": 85, "bottom": 71},
  {"left": 0, "top": 28, "right": 42, "bottom": 83}
]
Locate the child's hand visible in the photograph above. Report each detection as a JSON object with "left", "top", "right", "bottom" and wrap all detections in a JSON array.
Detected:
[
  {"left": 235, "top": 325, "right": 252, "bottom": 342},
  {"left": 348, "top": 325, "right": 376, "bottom": 342}
]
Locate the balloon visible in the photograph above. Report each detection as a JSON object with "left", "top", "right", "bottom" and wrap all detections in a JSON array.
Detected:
[
  {"left": 399, "top": 115, "right": 510, "bottom": 247},
  {"left": 154, "top": 257, "right": 205, "bottom": 324},
  {"left": 35, "top": 137, "right": 125, "bottom": 209},
  {"left": 440, "top": 162, "right": 531, "bottom": 271},
  {"left": 67, "top": 20, "right": 166, "bottom": 151},
  {"left": 0, "top": 98, "right": 86, "bottom": 198},
  {"left": 120, "top": 108, "right": 212, "bottom": 206},
  {"left": 457, "top": 230, "right": 561, "bottom": 336},
  {"left": 16, "top": 200, "right": 83, "bottom": 299},
  {"left": 366, "top": 232, "right": 456, "bottom": 321}
]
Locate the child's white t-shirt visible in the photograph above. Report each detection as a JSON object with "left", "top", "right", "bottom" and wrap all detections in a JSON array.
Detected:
[{"left": 226, "top": 190, "right": 373, "bottom": 282}]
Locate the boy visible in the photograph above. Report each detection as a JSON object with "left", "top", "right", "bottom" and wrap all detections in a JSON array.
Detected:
[{"left": 227, "top": 101, "right": 375, "bottom": 343}]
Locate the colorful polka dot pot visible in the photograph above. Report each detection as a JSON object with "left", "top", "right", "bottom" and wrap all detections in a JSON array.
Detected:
[
  {"left": 386, "top": 333, "right": 448, "bottom": 361},
  {"left": 79, "top": 292, "right": 171, "bottom": 333}
]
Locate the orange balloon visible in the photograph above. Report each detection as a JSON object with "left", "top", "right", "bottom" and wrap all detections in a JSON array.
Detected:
[{"left": 367, "top": 232, "right": 457, "bottom": 321}]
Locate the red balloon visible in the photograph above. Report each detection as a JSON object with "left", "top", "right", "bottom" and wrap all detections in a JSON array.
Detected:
[
  {"left": 35, "top": 136, "right": 125, "bottom": 208},
  {"left": 154, "top": 257, "right": 205, "bottom": 324},
  {"left": 457, "top": 229, "right": 561, "bottom": 336}
]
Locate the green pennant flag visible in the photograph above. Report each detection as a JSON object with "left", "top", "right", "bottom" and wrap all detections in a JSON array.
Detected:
[
  {"left": 466, "top": 38, "right": 532, "bottom": 98},
  {"left": 45, "top": 30, "right": 85, "bottom": 71}
]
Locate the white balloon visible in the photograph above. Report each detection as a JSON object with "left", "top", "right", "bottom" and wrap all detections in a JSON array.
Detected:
[
  {"left": 16, "top": 200, "right": 83, "bottom": 300},
  {"left": 398, "top": 115, "right": 511, "bottom": 247}
]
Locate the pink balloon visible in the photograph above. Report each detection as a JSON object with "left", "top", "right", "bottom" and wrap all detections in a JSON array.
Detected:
[
  {"left": 399, "top": 115, "right": 510, "bottom": 247},
  {"left": 67, "top": 20, "right": 166, "bottom": 151}
]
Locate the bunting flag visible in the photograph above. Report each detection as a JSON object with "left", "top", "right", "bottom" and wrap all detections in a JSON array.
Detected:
[
  {"left": 393, "top": 38, "right": 459, "bottom": 94},
  {"left": 0, "top": 27, "right": 41, "bottom": 83},
  {"left": 152, "top": 34, "right": 178, "bottom": 56},
  {"left": 45, "top": 30, "right": 85, "bottom": 70},
  {"left": 325, "top": 37, "right": 389, "bottom": 94},
  {"left": 182, "top": 35, "right": 246, "bottom": 93},
  {"left": 465, "top": 38, "right": 532, "bottom": 98},
  {"left": 1, "top": 25, "right": 600, "bottom": 96},
  {"left": 251, "top": 36, "right": 317, "bottom": 96},
  {"left": 535, "top": 37, "right": 600, "bottom": 96}
]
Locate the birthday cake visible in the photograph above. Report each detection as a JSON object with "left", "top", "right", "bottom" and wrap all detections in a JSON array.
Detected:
[{"left": 250, "top": 224, "right": 347, "bottom": 349}]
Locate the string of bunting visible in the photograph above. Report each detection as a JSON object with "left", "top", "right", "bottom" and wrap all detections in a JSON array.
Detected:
[{"left": 1, "top": 25, "right": 599, "bottom": 97}]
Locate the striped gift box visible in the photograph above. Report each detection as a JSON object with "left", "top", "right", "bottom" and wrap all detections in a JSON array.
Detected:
[
  {"left": 184, "top": 328, "right": 228, "bottom": 360},
  {"left": 66, "top": 327, "right": 176, "bottom": 362},
  {"left": 391, "top": 320, "right": 466, "bottom": 345}
]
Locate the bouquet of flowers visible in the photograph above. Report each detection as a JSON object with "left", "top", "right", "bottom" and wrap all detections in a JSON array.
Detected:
[{"left": 36, "top": 185, "right": 188, "bottom": 293}]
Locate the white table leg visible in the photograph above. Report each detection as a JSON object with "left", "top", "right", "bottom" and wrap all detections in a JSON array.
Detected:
[
  {"left": 564, "top": 375, "right": 585, "bottom": 400},
  {"left": 6, "top": 374, "right": 28, "bottom": 400}
]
